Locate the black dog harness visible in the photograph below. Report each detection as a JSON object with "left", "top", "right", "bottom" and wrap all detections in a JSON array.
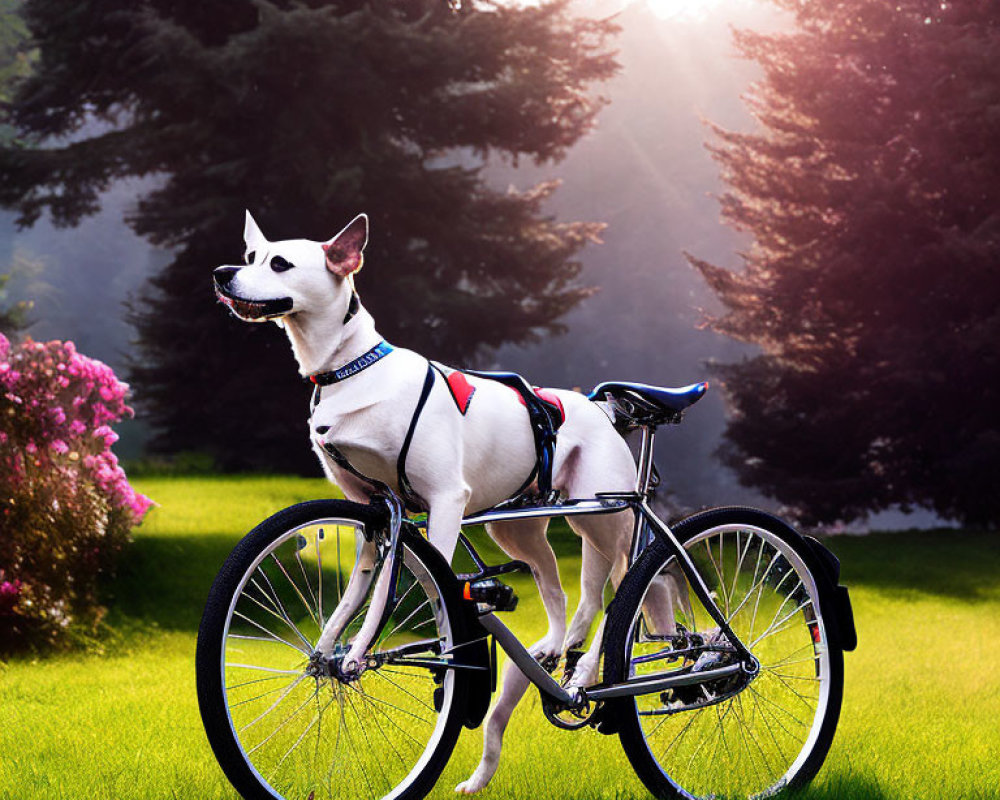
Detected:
[{"left": 309, "top": 342, "right": 564, "bottom": 514}]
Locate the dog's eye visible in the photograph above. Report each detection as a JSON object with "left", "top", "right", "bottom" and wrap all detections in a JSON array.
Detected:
[
  {"left": 270, "top": 256, "right": 294, "bottom": 273},
  {"left": 244, "top": 251, "right": 255, "bottom": 265}
]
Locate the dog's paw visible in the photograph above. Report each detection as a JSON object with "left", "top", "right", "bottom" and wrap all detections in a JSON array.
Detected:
[
  {"left": 528, "top": 636, "right": 564, "bottom": 673},
  {"left": 564, "top": 654, "right": 599, "bottom": 690},
  {"left": 455, "top": 776, "right": 487, "bottom": 795},
  {"left": 338, "top": 653, "right": 368, "bottom": 681}
]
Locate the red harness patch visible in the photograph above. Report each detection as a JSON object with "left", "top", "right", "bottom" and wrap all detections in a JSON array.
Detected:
[
  {"left": 512, "top": 386, "right": 566, "bottom": 425},
  {"left": 443, "top": 370, "right": 476, "bottom": 415},
  {"left": 436, "top": 366, "right": 564, "bottom": 425}
]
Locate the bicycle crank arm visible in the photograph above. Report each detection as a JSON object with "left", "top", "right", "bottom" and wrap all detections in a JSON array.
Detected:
[
  {"left": 478, "top": 612, "right": 576, "bottom": 706},
  {"left": 585, "top": 663, "right": 744, "bottom": 701}
]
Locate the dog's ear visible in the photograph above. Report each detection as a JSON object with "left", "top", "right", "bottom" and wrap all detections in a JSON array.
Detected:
[
  {"left": 322, "top": 214, "right": 368, "bottom": 278},
  {"left": 244, "top": 210, "right": 266, "bottom": 253}
]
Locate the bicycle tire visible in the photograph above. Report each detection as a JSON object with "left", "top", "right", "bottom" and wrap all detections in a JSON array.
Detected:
[
  {"left": 603, "top": 506, "right": 845, "bottom": 799},
  {"left": 196, "top": 499, "right": 473, "bottom": 800}
]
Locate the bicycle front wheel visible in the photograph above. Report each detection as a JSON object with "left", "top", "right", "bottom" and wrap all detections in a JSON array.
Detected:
[
  {"left": 603, "top": 507, "right": 845, "bottom": 800},
  {"left": 196, "top": 500, "right": 472, "bottom": 800}
]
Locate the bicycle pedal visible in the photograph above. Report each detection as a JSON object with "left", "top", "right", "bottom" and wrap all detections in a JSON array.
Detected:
[
  {"left": 563, "top": 648, "right": 585, "bottom": 679},
  {"left": 463, "top": 578, "right": 518, "bottom": 612},
  {"left": 536, "top": 653, "right": 560, "bottom": 673},
  {"left": 457, "top": 560, "right": 530, "bottom": 581}
]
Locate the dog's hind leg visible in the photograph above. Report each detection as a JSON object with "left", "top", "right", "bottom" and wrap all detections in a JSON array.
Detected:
[
  {"left": 639, "top": 561, "right": 692, "bottom": 638},
  {"left": 562, "top": 511, "right": 632, "bottom": 691},
  {"left": 455, "top": 518, "right": 566, "bottom": 794},
  {"left": 486, "top": 517, "right": 567, "bottom": 665},
  {"left": 563, "top": 539, "right": 612, "bottom": 674},
  {"left": 455, "top": 662, "right": 531, "bottom": 795}
]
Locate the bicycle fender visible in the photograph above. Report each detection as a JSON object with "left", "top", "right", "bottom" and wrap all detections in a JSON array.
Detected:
[
  {"left": 459, "top": 609, "right": 494, "bottom": 729},
  {"left": 802, "top": 536, "right": 858, "bottom": 652},
  {"left": 661, "top": 507, "right": 858, "bottom": 654}
]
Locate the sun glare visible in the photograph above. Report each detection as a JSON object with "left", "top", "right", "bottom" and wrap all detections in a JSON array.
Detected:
[{"left": 643, "top": 0, "right": 752, "bottom": 21}]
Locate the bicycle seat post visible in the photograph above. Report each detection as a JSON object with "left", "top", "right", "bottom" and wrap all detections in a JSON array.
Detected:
[{"left": 635, "top": 424, "right": 657, "bottom": 498}]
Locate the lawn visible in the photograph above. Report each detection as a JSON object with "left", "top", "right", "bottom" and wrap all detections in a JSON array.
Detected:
[{"left": 1, "top": 476, "right": 998, "bottom": 799}]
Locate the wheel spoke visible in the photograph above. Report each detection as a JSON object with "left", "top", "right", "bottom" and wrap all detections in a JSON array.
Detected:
[
  {"left": 271, "top": 553, "right": 320, "bottom": 631},
  {"left": 239, "top": 674, "right": 308, "bottom": 733},
  {"left": 245, "top": 577, "right": 314, "bottom": 650},
  {"left": 253, "top": 571, "right": 314, "bottom": 651}
]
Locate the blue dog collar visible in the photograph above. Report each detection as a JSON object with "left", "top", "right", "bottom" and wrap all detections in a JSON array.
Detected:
[{"left": 309, "top": 341, "right": 394, "bottom": 386}]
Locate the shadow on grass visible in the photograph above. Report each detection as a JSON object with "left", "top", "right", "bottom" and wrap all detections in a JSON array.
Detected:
[
  {"left": 564, "top": 770, "right": 891, "bottom": 800},
  {"left": 824, "top": 529, "right": 1000, "bottom": 603},
  {"left": 786, "top": 771, "right": 892, "bottom": 800},
  {"left": 103, "top": 532, "right": 239, "bottom": 632}
]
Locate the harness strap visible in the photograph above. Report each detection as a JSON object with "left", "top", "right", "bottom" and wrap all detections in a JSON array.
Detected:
[
  {"left": 343, "top": 290, "right": 360, "bottom": 324},
  {"left": 319, "top": 440, "right": 392, "bottom": 500},
  {"left": 464, "top": 369, "right": 563, "bottom": 502},
  {"left": 396, "top": 362, "right": 437, "bottom": 512}
]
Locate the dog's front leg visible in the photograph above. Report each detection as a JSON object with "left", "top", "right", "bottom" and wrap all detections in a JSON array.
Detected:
[
  {"left": 338, "top": 556, "right": 393, "bottom": 676},
  {"left": 339, "top": 491, "right": 469, "bottom": 676},
  {"left": 314, "top": 536, "right": 377, "bottom": 655},
  {"left": 423, "top": 491, "right": 470, "bottom": 564},
  {"left": 486, "top": 518, "right": 567, "bottom": 665}
]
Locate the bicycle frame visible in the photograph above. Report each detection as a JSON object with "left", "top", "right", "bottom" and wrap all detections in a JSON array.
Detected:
[{"left": 364, "top": 421, "right": 760, "bottom": 709}]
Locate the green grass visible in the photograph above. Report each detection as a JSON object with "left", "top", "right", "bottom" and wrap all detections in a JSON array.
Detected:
[{"left": 1, "top": 476, "right": 998, "bottom": 799}]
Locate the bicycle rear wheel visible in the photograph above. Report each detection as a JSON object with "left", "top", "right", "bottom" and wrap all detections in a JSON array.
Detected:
[
  {"left": 196, "top": 500, "right": 472, "bottom": 800},
  {"left": 603, "top": 507, "right": 845, "bottom": 800}
]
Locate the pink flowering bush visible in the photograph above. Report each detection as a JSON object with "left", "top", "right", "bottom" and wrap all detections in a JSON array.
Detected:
[{"left": 0, "top": 333, "right": 152, "bottom": 650}]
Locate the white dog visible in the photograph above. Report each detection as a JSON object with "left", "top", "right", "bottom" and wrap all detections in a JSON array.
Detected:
[{"left": 214, "top": 212, "right": 674, "bottom": 794}]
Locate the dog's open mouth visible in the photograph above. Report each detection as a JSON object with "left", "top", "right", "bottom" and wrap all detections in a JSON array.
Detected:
[{"left": 214, "top": 281, "right": 293, "bottom": 321}]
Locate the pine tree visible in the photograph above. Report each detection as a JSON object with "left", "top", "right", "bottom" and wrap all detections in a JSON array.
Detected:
[
  {"left": 0, "top": 0, "right": 617, "bottom": 471},
  {"left": 690, "top": 0, "right": 1000, "bottom": 526}
]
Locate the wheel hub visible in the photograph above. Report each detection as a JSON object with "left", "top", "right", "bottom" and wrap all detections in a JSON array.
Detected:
[{"left": 307, "top": 645, "right": 366, "bottom": 683}]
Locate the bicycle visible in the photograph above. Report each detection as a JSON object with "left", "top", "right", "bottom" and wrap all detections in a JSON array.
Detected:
[{"left": 196, "top": 379, "right": 856, "bottom": 800}]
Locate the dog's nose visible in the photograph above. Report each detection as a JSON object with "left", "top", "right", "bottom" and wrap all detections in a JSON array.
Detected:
[{"left": 214, "top": 266, "right": 239, "bottom": 288}]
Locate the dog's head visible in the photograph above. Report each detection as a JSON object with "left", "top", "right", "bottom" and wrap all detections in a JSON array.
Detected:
[{"left": 213, "top": 212, "right": 368, "bottom": 323}]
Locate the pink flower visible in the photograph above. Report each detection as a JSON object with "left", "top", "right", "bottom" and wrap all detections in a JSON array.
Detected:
[
  {"left": 1, "top": 335, "right": 153, "bottom": 642},
  {"left": 0, "top": 579, "right": 22, "bottom": 613},
  {"left": 129, "top": 493, "right": 154, "bottom": 521}
]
